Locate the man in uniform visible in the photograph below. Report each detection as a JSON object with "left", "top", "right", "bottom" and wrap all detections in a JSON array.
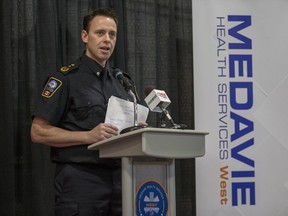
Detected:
[{"left": 31, "top": 8, "right": 135, "bottom": 216}]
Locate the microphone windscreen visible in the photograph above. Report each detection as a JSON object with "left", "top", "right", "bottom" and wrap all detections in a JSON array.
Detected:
[
  {"left": 144, "top": 85, "right": 155, "bottom": 96},
  {"left": 112, "top": 68, "right": 122, "bottom": 79}
]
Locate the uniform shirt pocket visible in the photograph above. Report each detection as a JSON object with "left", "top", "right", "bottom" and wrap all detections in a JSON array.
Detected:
[{"left": 70, "top": 95, "right": 106, "bottom": 130}]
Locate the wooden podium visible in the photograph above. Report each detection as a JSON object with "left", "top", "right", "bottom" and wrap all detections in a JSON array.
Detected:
[{"left": 88, "top": 127, "right": 208, "bottom": 216}]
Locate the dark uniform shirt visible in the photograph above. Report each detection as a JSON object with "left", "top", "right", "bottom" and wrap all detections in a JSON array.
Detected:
[{"left": 33, "top": 54, "right": 132, "bottom": 165}]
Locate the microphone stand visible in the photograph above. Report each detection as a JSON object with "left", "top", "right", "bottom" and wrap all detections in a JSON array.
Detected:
[
  {"left": 160, "top": 107, "right": 187, "bottom": 129},
  {"left": 128, "top": 90, "right": 138, "bottom": 127}
]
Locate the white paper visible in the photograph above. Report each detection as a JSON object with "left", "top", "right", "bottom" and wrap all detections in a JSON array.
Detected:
[{"left": 105, "top": 96, "right": 149, "bottom": 133}]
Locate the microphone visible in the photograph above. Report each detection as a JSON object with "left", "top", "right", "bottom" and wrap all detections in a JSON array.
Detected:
[
  {"left": 144, "top": 86, "right": 186, "bottom": 129},
  {"left": 144, "top": 85, "right": 154, "bottom": 98},
  {"left": 112, "top": 68, "right": 147, "bottom": 134},
  {"left": 144, "top": 88, "right": 171, "bottom": 113},
  {"left": 112, "top": 69, "right": 133, "bottom": 91}
]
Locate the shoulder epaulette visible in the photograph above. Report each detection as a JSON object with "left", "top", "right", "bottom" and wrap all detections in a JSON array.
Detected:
[{"left": 58, "top": 60, "right": 80, "bottom": 74}]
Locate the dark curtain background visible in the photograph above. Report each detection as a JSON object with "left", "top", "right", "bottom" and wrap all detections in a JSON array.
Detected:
[{"left": 0, "top": 0, "right": 195, "bottom": 215}]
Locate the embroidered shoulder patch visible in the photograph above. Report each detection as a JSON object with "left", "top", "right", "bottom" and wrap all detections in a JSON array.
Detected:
[{"left": 41, "top": 77, "right": 62, "bottom": 98}]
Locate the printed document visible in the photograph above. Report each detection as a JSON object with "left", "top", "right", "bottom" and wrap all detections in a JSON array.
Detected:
[{"left": 105, "top": 96, "right": 149, "bottom": 133}]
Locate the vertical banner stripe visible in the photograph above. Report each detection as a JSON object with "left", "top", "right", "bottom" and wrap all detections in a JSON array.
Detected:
[{"left": 193, "top": 0, "right": 288, "bottom": 215}]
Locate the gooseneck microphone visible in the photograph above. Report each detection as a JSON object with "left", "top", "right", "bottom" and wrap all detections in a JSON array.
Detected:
[
  {"left": 112, "top": 68, "right": 147, "bottom": 134},
  {"left": 113, "top": 69, "right": 133, "bottom": 91}
]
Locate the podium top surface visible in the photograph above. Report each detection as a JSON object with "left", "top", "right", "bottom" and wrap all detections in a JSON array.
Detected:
[{"left": 88, "top": 127, "right": 208, "bottom": 159}]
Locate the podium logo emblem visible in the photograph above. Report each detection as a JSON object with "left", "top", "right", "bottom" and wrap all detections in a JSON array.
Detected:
[{"left": 135, "top": 180, "right": 168, "bottom": 216}]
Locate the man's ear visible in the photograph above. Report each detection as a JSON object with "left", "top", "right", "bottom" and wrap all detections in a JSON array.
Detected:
[{"left": 81, "top": 30, "right": 88, "bottom": 43}]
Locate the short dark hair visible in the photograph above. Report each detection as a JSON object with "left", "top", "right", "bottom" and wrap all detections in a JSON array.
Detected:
[{"left": 83, "top": 8, "right": 118, "bottom": 32}]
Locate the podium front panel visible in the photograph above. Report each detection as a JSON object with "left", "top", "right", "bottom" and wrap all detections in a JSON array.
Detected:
[{"left": 122, "top": 157, "right": 176, "bottom": 216}]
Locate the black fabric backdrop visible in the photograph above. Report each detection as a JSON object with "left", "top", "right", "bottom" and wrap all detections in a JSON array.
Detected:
[{"left": 0, "top": 0, "right": 195, "bottom": 215}]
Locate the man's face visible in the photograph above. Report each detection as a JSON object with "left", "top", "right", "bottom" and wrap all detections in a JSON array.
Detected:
[{"left": 81, "top": 15, "right": 117, "bottom": 66}]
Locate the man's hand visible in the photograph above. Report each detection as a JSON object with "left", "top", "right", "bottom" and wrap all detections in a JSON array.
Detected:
[{"left": 87, "top": 123, "right": 119, "bottom": 143}]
